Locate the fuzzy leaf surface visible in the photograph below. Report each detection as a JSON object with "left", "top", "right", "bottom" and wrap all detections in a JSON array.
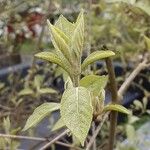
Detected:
[
  {"left": 23, "top": 103, "right": 60, "bottom": 131},
  {"left": 71, "top": 10, "right": 84, "bottom": 59},
  {"left": 81, "top": 50, "right": 115, "bottom": 70},
  {"left": 80, "top": 75, "right": 108, "bottom": 95},
  {"left": 60, "top": 87, "right": 93, "bottom": 146},
  {"left": 35, "top": 52, "right": 71, "bottom": 75},
  {"left": 55, "top": 15, "right": 75, "bottom": 38},
  {"left": 103, "top": 104, "right": 131, "bottom": 114},
  {"left": 47, "top": 20, "right": 72, "bottom": 63}
]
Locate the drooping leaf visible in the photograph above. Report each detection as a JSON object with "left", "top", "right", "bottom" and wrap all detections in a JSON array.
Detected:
[
  {"left": 38, "top": 88, "right": 57, "bottom": 94},
  {"left": 103, "top": 104, "right": 131, "bottom": 114},
  {"left": 18, "top": 88, "right": 34, "bottom": 96},
  {"left": 47, "top": 20, "right": 72, "bottom": 63},
  {"left": 52, "top": 118, "right": 65, "bottom": 131},
  {"left": 71, "top": 10, "right": 84, "bottom": 59},
  {"left": 81, "top": 50, "right": 115, "bottom": 70},
  {"left": 80, "top": 75, "right": 108, "bottom": 95},
  {"left": 23, "top": 103, "right": 60, "bottom": 131},
  {"left": 55, "top": 15, "right": 75, "bottom": 38},
  {"left": 60, "top": 87, "right": 93, "bottom": 146},
  {"left": 35, "top": 52, "right": 71, "bottom": 75}
]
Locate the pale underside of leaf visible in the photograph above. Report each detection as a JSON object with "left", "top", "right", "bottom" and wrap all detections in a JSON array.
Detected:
[
  {"left": 35, "top": 52, "right": 71, "bottom": 76},
  {"left": 60, "top": 87, "right": 93, "bottom": 146},
  {"left": 23, "top": 103, "right": 60, "bottom": 131},
  {"left": 103, "top": 104, "right": 131, "bottom": 114},
  {"left": 79, "top": 75, "right": 108, "bottom": 96},
  {"left": 81, "top": 50, "right": 115, "bottom": 70}
]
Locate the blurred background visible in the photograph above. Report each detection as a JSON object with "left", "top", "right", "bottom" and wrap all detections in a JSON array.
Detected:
[{"left": 0, "top": 0, "right": 150, "bottom": 149}]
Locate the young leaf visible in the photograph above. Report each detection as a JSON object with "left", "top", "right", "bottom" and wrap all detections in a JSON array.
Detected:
[
  {"left": 35, "top": 52, "right": 71, "bottom": 75},
  {"left": 38, "top": 88, "right": 57, "bottom": 94},
  {"left": 80, "top": 75, "right": 108, "bottom": 96},
  {"left": 52, "top": 118, "right": 65, "bottom": 131},
  {"left": 71, "top": 10, "right": 84, "bottom": 59},
  {"left": 60, "top": 87, "right": 93, "bottom": 146},
  {"left": 81, "top": 50, "right": 115, "bottom": 70},
  {"left": 23, "top": 103, "right": 60, "bottom": 131},
  {"left": 47, "top": 20, "right": 72, "bottom": 63},
  {"left": 103, "top": 104, "right": 131, "bottom": 114},
  {"left": 55, "top": 15, "right": 75, "bottom": 38}
]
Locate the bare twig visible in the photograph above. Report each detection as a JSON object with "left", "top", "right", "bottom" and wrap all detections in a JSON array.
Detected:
[
  {"left": 105, "top": 58, "right": 119, "bottom": 150},
  {"left": 92, "top": 122, "right": 96, "bottom": 150},
  {"left": 86, "top": 112, "right": 109, "bottom": 150},
  {"left": 0, "top": 133, "right": 46, "bottom": 141},
  {"left": 0, "top": 131, "right": 82, "bottom": 150},
  {"left": 118, "top": 59, "right": 149, "bottom": 97},
  {"left": 39, "top": 129, "right": 69, "bottom": 150}
]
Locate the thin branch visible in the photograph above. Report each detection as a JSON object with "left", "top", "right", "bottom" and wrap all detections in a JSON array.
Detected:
[
  {"left": 39, "top": 129, "right": 69, "bottom": 150},
  {"left": 0, "top": 133, "right": 46, "bottom": 141},
  {"left": 105, "top": 58, "right": 118, "bottom": 150},
  {"left": 56, "top": 141, "right": 82, "bottom": 150},
  {"left": 0, "top": 131, "right": 82, "bottom": 150},
  {"left": 118, "top": 59, "right": 149, "bottom": 97},
  {"left": 86, "top": 112, "right": 109, "bottom": 150},
  {"left": 92, "top": 122, "right": 96, "bottom": 150}
]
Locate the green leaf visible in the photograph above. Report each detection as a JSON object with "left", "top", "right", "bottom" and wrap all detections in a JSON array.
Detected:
[
  {"left": 52, "top": 118, "right": 65, "bottom": 131},
  {"left": 80, "top": 75, "right": 108, "bottom": 96},
  {"left": 35, "top": 52, "right": 71, "bottom": 75},
  {"left": 23, "top": 103, "right": 60, "bottom": 131},
  {"left": 18, "top": 88, "right": 34, "bottom": 96},
  {"left": 60, "top": 87, "right": 93, "bottom": 146},
  {"left": 81, "top": 50, "right": 115, "bottom": 70},
  {"left": 71, "top": 10, "right": 84, "bottom": 60},
  {"left": 103, "top": 104, "right": 131, "bottom": 114},
  {"left": 38, "top": 88, "right": 57, "bottom": 94},
  {"left": 47, "top": 20, "right": 72, "bottom": 63},
  {"left": 144, "top": 36, "right": 150, "bottom": 50},
  {"left": 55, "top": 15, "right": 75, "bottom": 38}
]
